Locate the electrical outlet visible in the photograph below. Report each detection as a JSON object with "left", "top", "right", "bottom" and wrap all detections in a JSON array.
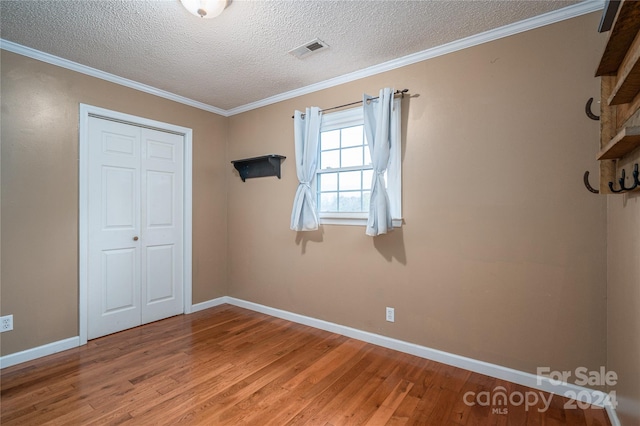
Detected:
[
  {"left": 386, "top": 307, "right": 395, "bottom": 323},
  {"left": 1, "top": 315, "right": 13, "bottom": 332}
]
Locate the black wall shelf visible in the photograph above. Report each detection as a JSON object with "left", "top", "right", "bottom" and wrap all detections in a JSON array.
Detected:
[{"left": 231, "top": 154, "right": 286, "bottom": 182}]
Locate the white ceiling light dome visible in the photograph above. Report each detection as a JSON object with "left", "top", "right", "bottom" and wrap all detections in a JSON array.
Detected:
[{"left": 180, "top": 0, "right": 227, "bottom": 19}]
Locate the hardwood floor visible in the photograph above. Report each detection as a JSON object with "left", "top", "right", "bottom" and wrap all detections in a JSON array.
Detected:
[{"left": 1, "top": 305, "right": 611, "bottom": 425}]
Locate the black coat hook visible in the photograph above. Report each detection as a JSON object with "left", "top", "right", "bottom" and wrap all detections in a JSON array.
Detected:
[
  {"left": 585, "top": 98, "right": 600, "bottom": 121},
  {"left": 608, "top": 164, "right": 639, "bottom": 193},
  {"left": 583, "top": 171, "right": 599, "bottom": 194}
]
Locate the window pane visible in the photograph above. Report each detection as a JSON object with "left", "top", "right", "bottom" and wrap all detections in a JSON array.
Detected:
[
  {"left": 362, "top": 169, "right": 373, "bottom": 190},
  {"left": 320, "top": 192, "right": 337, "bottom": 212},
  {"left": 315, "top": 104, "right": 400, "bottom": 223},
  {"left": 341, "top": 147, "right": 363, "bottom": 167},
  {"left": 319, "top": 172, "right": 337, "bottom": 192},
  {"left": 320, "top": 150, "right": 339, "bottom": 169},
  {"left": 321, "top": 130, "right": 340, "bottom": 150},
  {"left": 341, "top": 125, "right": 363, "bottom": 147},
  {"left": 339, "top": 171, "right": 361, "bottom": 191},
  {"left": 339, "top": 191, "right": 363, "bottom": 212},
  {"left": 364, "top": 145, "right": 372, "bottom": 165}
]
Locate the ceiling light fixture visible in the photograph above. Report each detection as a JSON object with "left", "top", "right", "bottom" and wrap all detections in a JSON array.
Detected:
[{"left": 180, "top": 0, "right": 227, "bottom": 18}]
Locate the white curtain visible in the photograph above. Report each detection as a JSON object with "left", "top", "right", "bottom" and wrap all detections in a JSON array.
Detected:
[
  {"left": 363, "top": 88, "right": 395, "bottom": 236},
  {"left": 290, "top": 107, "right": 322, "bottom": 231}
]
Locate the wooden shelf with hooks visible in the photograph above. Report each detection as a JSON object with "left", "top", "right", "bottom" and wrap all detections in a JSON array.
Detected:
[
  {"left": 597, "top": 126, "right": 640, "bottom": 160},
  {"left": 596, "top": 2, "right": 640, "bottom": 76},
  {"left": 595, "top": 0, "right": 640, "bottom": 193}
]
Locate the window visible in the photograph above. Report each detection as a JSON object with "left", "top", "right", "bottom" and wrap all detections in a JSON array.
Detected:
[{"left": 315, "top": 100, "right": 402, "bottom": 226}]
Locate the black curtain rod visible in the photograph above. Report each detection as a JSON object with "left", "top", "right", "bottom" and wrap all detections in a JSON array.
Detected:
[{"left": 292, "top": 89, "right": 409, "bottom": 119}]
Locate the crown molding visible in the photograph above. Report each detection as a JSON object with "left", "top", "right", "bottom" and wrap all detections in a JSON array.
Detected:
[
  {"left": 0, "top": 39, "right": 228, "bottom": 117},
  {"left": 1, "top": 0, "right": 604, "bottom": 118},
  {"left": 226, "top": 0, "right": 605, "bottom": 116}
]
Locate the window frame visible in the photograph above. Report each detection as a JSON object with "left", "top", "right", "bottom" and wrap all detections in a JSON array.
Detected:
[{"left": 314, "top": 100, "right": 402, "bottom": 227}]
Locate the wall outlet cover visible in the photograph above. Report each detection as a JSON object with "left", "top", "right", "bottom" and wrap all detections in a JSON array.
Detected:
[
  {"left": 1, "top": 315, "right": 14, "bottom": 332},
  {"left": 386, "top": 307, "right": 395, "bottom": 323}
]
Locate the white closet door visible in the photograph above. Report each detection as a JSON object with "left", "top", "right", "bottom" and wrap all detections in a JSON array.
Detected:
[
  {"left": 87, "top": 118, "right": 183, "bottom": 339},
  {"left": 140, "top": 127, "right": 183, "bottom": 324}
]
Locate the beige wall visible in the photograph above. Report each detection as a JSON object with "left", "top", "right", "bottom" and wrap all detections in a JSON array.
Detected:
[
  {"left": 607, "top": 149, "right": 640, "bottom": 425},
  {"left": 0, "top": 51, "right": 228, "bottom": 355},
  {"left": 227, "top": 13, "right": 608, "bottom": 376}
]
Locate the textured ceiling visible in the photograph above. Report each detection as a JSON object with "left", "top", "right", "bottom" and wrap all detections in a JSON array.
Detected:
[{"left": 1, "top": 0, "right": 586, "bottom": 112}]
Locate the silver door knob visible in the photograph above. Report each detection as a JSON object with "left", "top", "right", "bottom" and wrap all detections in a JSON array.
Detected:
[{"left": 133, "top": 236, "right": 139, "bottom": 241}]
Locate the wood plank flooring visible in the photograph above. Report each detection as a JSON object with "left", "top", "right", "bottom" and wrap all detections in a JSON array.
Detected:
[{"left": 1, "top": 305, "right": 612, "bottom": 425}]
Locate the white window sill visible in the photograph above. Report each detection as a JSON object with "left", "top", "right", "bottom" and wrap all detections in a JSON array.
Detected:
[{"left": 319, "top": 215, "right": 403, "bottom": 227}]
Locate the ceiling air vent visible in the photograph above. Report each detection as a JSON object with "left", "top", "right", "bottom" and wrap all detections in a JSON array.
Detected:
[{"left": 288, "top": 38, "right": 329, "bottom": 59}]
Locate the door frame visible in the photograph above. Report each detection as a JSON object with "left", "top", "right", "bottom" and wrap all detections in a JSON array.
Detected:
[{"left": 78, "top": 104, "right": 193, "bottom": 346}]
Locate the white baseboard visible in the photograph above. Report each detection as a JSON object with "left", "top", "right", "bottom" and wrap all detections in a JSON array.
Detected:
[
  {"left": 0, "top": 296, "right": 620, "bottom": 426},
  {"left": 224, "top": 297, "right": 613, "bottom": 410},
  {"left": 191, "top": 296, "right": 227, "bottom": 313},
  {"left": 0, "top": 336, "right": 79, "bottom": 369}
]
